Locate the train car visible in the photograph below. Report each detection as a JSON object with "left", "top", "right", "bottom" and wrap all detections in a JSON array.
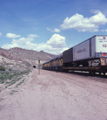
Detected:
[
  {"left": 56, "top": 56, "right": 63, "bottom": 71},
  {"left": 63, "top": 35, "right": 107, "bottom": 74},
  {"left": 42, "top": 61, "right": 50, "bottom": 70},
  {"left": 43, "top": 56, "right": 63, "bottom": 71},
  {"left": 43, "top": 35, "right": 107, "bottom": 75},
  {"left": 63, "top": 47, "right": 73, "bottom": 67}
]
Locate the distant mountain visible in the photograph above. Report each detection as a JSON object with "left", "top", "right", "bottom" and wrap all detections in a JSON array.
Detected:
[
  {"left": 8, "top": 47, "right": 57, "bottom": 61},
  {"left": 0, "top": 47, "right": 57, "bottom": 71}
]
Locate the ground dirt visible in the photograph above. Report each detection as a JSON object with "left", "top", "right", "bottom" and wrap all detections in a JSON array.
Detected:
[{"left": 0, "top": 69, "right": 107, "bottom": 120}]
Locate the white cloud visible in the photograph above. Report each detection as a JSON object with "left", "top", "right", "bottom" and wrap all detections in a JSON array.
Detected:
[
  {"left": 2, "top": 34, "right": 68, "bottom": 55},
  {"left": 6, "top": 33, "right": 21, "bottom": 38},
  {"left": 60, "top": 11, "right": 107, "bottom": 32},
  {"left": 46, "top": 34, "right": 68, "bottom": 54},
  {"left": 0, "top": 33, "right": 2, "bottom": 36},
  {"left": 47, "top": 27, "right": 51, "bottom": 32},
  {"left": 47, "top": 34, "right": 66, "bottom": 48},
  {"left": 47, "top": 27, "right": 60, "bottom": 33},
  {"left": 101, "top": 29, "right": 107, "bottom": 32},
  {"left": 101, "top": 29, "right": 104, "bottom": 32},
  {"left": 89, "top": 12, "right": 107, "bottom": 25},
  {"left": 54, "top": 28, "right": 60, "bottom": 33},
  {"left": 91, "top": 10, "right": 101, "bottom": 14},
  {"left": 27, "top": 34, "right": 39, "bottom": 38}
]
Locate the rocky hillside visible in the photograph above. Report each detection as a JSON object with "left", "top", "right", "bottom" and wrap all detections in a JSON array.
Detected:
[{"left": 0, "top": 47, "right": 57, "bottom": 71}]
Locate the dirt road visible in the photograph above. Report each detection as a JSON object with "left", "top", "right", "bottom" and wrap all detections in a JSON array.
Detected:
[{"left": 0, "top": 69, "right": 107, "bottom": 120}]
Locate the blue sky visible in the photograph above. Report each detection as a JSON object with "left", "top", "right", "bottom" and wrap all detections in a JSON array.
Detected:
[{"left": 0, "top": 0, "right": 107, "bottom": 54}]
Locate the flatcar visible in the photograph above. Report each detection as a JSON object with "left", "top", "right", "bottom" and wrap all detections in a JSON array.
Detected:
[{"left": 43, "top": 35, "right": 107, "bottom": 75}]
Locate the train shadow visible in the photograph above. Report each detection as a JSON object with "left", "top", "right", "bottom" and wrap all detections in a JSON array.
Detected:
[
  {"left": 67, "top": 71, "right": 107, "bottom": 84},
  {"left": 55, "top": 70, "right": 107, "bottom": 84},
  {"left": 43, "top": 69, "right": 107, "bottom": 83}
]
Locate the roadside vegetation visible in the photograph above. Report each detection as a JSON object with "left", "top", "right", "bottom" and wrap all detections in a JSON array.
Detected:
[{"left": 0, "top": 70, "right": 30, "bottom": 94}]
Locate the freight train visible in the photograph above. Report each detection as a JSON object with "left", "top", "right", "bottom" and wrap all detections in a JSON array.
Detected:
[{"left": 42, "top": 35, "right": 107, "bottom": 75}]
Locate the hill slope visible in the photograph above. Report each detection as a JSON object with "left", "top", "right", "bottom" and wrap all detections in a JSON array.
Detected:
[{"left": 0, "top": 47, "right": 57, "bottom": 71}]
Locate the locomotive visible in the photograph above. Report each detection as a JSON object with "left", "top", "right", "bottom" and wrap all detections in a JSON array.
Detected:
[{"left": 43, "top": 35, "right": 107, "bottom": 75}]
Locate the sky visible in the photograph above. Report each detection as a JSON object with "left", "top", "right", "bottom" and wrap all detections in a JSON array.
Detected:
[{"left": 0, "top": 0, "right": 107, "bottom": 55}]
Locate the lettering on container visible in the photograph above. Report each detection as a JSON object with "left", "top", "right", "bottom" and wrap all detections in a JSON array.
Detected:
[
  {"left": 77, "top": 48, "right": 86, "bottom": 53},
  {"left": 103, "top": 44, "right": 107, "bottom": 47}
]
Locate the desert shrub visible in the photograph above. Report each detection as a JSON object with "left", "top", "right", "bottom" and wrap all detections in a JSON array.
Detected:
[{"left": 0, "top": 66, "right": 5, "bottom": 71}]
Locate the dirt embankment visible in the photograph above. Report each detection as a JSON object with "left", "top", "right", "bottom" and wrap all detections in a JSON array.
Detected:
[{"left": 0, "top": 69, "right": 107, "bottom": 120}]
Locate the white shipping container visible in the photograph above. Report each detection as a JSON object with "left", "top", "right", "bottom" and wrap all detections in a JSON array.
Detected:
[
  {"left": 73, "top": 35, "right": 107, "bottom": 61},
  {"left": 96, "top": 36, "right": 107, "bottom": 53},
  {"left": 73, "top": 40, "right": 90, "bottom": 61}
]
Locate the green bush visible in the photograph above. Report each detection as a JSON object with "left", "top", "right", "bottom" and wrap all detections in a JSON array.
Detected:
[{"left": 0, "top": 66, "right": 5, "bottom": 71}]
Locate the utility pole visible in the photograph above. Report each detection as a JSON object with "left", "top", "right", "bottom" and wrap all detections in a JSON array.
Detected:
[
  {"left": 34, "top": 58, "right": 51, "bottom": 75},
  {"left": 38, "top": 59, "right": 40, "bottom": 75}
]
